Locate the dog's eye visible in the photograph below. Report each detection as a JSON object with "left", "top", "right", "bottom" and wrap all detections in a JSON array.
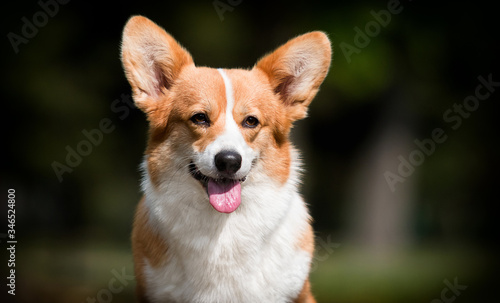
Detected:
[
  {"left": 243, "top": 116, "right": 259, "bottom": 128},
  {"left": 190, "top": 113, "right": 210, "bottom": 126}
]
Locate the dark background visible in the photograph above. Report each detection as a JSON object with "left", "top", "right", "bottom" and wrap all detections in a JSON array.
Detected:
[{"left": 1, "top": 1, "right": 499, "bottom": 302}]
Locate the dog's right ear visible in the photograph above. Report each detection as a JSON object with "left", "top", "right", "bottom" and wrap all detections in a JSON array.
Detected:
[{"left": 121, "top": 16, "right": 193, "bottom": 117}]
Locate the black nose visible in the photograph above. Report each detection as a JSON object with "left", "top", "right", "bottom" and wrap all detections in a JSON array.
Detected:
[{"left": 214, "top": 150, "right": 242, "bottom": 175}]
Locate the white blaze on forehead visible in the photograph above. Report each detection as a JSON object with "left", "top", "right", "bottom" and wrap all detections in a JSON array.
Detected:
[
  {"left": 216, "top": 68, "right": 242, "bottom": 147},
  {"left": 217, "top": 68, "right": 235, "bottom": 125}
]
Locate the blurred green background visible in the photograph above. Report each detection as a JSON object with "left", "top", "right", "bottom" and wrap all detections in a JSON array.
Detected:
[{"left": 2, "top": 1, "right": 499, "bottom": 302}]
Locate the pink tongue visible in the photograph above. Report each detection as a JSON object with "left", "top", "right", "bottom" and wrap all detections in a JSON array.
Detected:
[{"left": 207, "top": 179, "right": 241, "bottom": 213}]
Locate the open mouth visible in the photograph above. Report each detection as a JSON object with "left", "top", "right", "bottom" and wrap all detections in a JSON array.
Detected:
[
  {"left": 188, "top": 162, "right": 246, "bottom": 213},
  {"left": 188, "top": 162, "right": 246, "bottom": 185}
]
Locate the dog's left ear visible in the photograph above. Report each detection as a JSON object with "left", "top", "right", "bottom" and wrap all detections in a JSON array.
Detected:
[{"left": 255, "top": 32, "right": 332, "bottom": 121}]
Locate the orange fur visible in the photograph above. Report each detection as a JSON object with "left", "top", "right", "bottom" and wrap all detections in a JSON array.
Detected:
[
  {"left": 295, "top": 280, "right": 316, "bottom": 303},
  {"left": 294, "top": 219, "right": 316, "bottom": 302},
  {"left": 132, "top": 198, "right": 169, "bottom": 302}
]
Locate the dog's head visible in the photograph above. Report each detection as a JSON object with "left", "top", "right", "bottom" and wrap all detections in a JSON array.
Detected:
[{"left": 121, "top": 16, "right": 331, "bottom": 213}]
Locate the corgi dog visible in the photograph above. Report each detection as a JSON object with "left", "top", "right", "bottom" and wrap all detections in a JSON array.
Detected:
[{"left": 121, "top": 16, "right": 331, "bottom": 303}]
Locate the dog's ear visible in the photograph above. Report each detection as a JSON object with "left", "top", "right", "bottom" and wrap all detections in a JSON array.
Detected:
[
  {"left": 255, "top": 32, "right": 332, "bottom": 121},
  {"left": 121, "top": 16, "right": 193, "bottom": 115}
]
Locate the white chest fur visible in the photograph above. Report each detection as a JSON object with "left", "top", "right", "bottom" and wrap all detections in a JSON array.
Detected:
[{"left": 140, "top": 158, "right": 312, "bottom": 303}]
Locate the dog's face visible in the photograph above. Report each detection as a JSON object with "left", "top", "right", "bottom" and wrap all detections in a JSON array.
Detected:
[{"left": 121, "top": 16, "right": 331, "bottom": 213}]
